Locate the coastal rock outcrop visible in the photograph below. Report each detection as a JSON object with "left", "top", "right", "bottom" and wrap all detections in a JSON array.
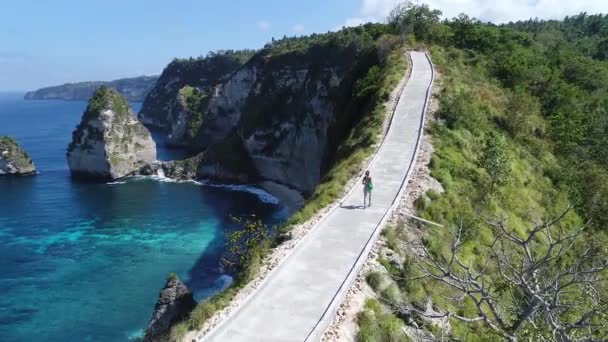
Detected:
[
  {"left": 67, "top": 86, "right": 156, "bottom": 179},
  {"left": 144, "top": 274, "right": 197, "bottom": 342},
  {"left": 0, "top": 136, "right": 36, "bottom": 176}
]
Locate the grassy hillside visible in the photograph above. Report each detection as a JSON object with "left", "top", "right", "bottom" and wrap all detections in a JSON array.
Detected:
[{"left": 357, "top": 4, "right": 608, "bottom": 342}]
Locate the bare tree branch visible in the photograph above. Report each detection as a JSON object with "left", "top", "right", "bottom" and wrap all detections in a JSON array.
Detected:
[{"left": 400, "top": 206, "right": 608, "bottom": 341}]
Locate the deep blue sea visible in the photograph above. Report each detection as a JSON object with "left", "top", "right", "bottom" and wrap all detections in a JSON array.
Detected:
[{"left": 0, "top": 92, "right": 285, "bottom": 342}]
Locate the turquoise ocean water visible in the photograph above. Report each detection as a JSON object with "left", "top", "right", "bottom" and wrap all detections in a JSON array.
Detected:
[{"left": 0, "top": 93, "right": 285, "bottom": 341}]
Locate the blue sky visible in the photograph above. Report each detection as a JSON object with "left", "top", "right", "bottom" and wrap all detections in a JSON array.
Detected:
[
  {"left": 2, "top": 0, "right": 608, "bottom": 91},
  {"left": 0, "top": 0, "right": 361, "bottom": 91}
]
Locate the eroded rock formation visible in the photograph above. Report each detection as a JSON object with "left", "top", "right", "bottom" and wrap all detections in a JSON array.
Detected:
[{"left": 67, "top": 86, "right": 156, "bottom": 179}]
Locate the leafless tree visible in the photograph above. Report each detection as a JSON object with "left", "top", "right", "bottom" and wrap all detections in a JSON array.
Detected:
[{"left": 404, "top": 206, "right": 608, "bottom": 341}]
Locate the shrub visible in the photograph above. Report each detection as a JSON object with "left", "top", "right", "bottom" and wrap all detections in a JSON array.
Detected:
[
  {"left": 365, "top": 271, "right": 384, "bottom": 291},
  {"left": 356, "top": 299, "right": 410, "bottom": 342}
]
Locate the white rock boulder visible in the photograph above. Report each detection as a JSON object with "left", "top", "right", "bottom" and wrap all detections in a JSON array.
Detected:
[{"left": 67, "top": 86, "right": 156, "bottom": 179}]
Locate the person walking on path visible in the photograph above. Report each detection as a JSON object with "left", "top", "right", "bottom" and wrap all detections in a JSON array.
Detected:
[{"left": 362, "top": 170, "right": 373, "bottom": 207}]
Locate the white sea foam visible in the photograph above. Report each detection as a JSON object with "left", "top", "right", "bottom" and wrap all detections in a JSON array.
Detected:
[
  {"left": 106, "top": 175, "right": 279, "bottom": 204},
  {"left": 216, "top": 274, "right": 234, "bottom": 292},
  {"left": 199, "top": 180, "right": 280, "bottom": 205}
]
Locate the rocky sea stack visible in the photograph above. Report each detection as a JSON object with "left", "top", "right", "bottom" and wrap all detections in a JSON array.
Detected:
[
  {"left": 0, "top": 136, "right": 36, "bottom": 176},
  {"left": 67, "top": 86, "right": 156, "bottom": 180},
  {"left": 144, "top": 273, "right": 197, "bottom": 342}
]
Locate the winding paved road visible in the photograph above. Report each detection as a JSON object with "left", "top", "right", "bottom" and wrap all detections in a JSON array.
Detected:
[{"left": 200, "top": 51, "right": 434, "bottom": 342}]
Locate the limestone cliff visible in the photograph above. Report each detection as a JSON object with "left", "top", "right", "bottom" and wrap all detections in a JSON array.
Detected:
[
  {"left": 144, "top": 274, "right": 197, "bottom": 342},
  {"left": 165, "top": 86, "right": 210, "bottom": 147},
  {"left": 0, "top": 136, "right": 36, "bottom": 176},
  {"left": 146, "top": 32, "right": 380, "bottom": 197},
  {"left": 138, "top": 51, "right": 254, "bottom": 135},
  {"left": 67, "top": 86, "right": 156, "bottom": 179}
]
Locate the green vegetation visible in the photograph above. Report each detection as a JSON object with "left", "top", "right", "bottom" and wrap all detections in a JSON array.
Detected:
[
  {"left": 67, "top": 86, "right": 130, "bottom": 153},
  {"left": 366, "top": 271, "right": 385, "bottom": 291},
  {"left": 357, "top": 298, "right": 410, "bottom": 342},
  {"left": 178, "top": 86, "right": 210, "bottom": 141},
  {"left": 477, "top": 131, "right": 511, "bottom": 194},
  {"left": 359, "top": 2, "right": 608, "bottom": 341},
  {"left": 0, "top": 136, "right": 17, "bottom": 146},
  {"left": 221, "top": 215, "right": 278, "bottom": 279},
  {"left": 84, "top": 86, "right": 130, "bottom": 119},
  {"left": 170, "top": 216, "right": 276, "bottom": 341},
  {"left": 0, "top": 136, "right": 34, "bottom": 169}
]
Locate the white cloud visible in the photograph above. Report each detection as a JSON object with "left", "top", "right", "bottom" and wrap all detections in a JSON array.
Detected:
[
  {"left": 257, "top": 20, "right": 271, "bottom": 31},
  {"left": 343, "top": 0, "right": 608, "bottom": 26},
  {"left": 292, "top": 24, "right": 305, "bottom": 33}
]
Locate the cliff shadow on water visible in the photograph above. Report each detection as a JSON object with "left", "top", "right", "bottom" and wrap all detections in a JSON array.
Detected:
[{"left": 181, "top": 186, "right": 287, "bottom": 299}]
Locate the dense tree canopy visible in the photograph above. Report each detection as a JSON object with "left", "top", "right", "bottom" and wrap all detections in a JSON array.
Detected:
[{"left": 390, "top": 2, "right": 608, "bottom": 231}]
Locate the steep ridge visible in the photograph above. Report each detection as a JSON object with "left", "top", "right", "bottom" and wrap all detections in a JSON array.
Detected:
[
  {"left": 138, "top": 30, "right": 388, "bottom": 199},
  {"left": 195, "top": 51, "right": 433, "bottom": 342}
]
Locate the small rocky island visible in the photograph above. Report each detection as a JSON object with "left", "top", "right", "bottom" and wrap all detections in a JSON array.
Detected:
[
  {"left": 144, "top": 273, "right": 197, "bottom": 342},
  {"left": 67, "top": 86, "right": 156, "bottom": 179},
  {"left": 0, "top": 136, "right": 36, "bottom": 176}
]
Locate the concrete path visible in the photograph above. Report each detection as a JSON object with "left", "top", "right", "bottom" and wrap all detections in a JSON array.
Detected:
[{"left": 202, "top": 51, "right": 434, "bottom": 342}]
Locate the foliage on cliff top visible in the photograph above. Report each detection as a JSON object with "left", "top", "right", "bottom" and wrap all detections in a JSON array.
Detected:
[
  {"left": 261, "top": 23, "right": 391, "bottom": 58},
  {"left": 0, "top": 135, "right": 33, "bottom": 166},
  {"left": 83, "top": 86, "right": 131, "bottom": 120},
  {"left": 0, "top": 136, "right": 18, "bottom": 148},
  {"left": 179, "top": 86, "right": 209, "bottom": 142},
  {"left": 67, "top": 87, "right": 135, "bottom": 153}
]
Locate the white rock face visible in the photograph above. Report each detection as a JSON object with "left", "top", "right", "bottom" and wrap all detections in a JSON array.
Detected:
[
  {"left": 242, "top": 69, "right": 337, "bottom": 195},
  {"left": 166, "top": 93, "right": 190, "bottom": 146},
  {"left": 192, "top": 62, "right": 344, "bottom": 196},
  {"left": 67, "top": 87, "right": 156, "bottom": 179},
  {"left": 196, "top": 66, "right": 258, "bottom": 147}
]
